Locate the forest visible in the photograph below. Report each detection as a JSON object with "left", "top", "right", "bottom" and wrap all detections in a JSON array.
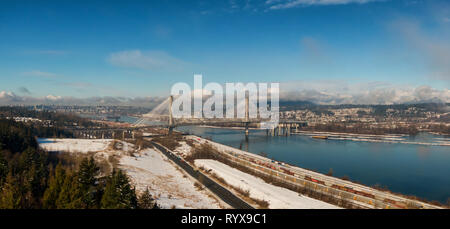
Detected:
[{"left": 0, "top": 118, "right": 156, "bottom": 209}]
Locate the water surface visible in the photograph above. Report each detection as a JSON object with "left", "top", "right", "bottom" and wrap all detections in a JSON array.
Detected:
[{"left": 177, "top": 126, "right": 450, "bottom": 203}]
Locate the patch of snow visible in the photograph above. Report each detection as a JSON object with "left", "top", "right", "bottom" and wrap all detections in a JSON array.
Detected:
[
  {"left": 38, "top": 138, "right": 112, "bottom": 153},
  {"left": 173, "top": 141, "right": 192, "bottom": 157},
  {"left": 195, "top": 159, "right": 340, "bottom": 209},
  {"left": 120, "top": 149, "right": 222, "bottom": 209},
  {"left": 38, "top": 138, "right": 223, "bottom": 209}
]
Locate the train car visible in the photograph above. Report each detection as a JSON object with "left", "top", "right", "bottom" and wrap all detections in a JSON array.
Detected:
[
  {"left": 394, "top": 202, "right": 408, "bottom": 209},
  {"left": 332, "top": 184, "right": 361, "bottom": 195},
  {"left": 331, "top": 184, "right": 343, "bottom": 190},
  {"left": 384, "top": 198, "right": 396, "bottom": 204},
  {"left": 316, "top": 179, "right": 325, "bottom": 185},
  {"left": 280, "top": 168, "right": 291, "bottom": 176},
  {"left": 346, "top": 187, "right": 357, "bottom": 194},
  {"left": 384, "top": 198, "right": 407, "bottom": 209},
  {"left": 305, "top": 176, "right": 325, "bottom": 185},
  {"left": 355, "top": 190, "right": 375, "bottom": 199}
]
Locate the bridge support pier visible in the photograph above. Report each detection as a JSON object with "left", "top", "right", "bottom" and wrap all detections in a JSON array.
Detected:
[
  {"left": 167, "top": 95, "right": 175, "bottom": 135},
  {"left": 244, "top": 122, "right": 249, "bottom": 138}
]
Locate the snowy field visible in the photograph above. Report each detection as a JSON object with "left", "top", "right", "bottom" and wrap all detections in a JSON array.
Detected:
[
  {"left": 121, "top": 149, "right": 222, "bottom": 209},
  {"left": 38, "top": 138, "right": 223, "bottom": 209},
  {"left": 195, "top": 159, "right": 340, "bottom": 209},
  {"left": 38, "top": 138, "right": 112, "bottom": 153}
]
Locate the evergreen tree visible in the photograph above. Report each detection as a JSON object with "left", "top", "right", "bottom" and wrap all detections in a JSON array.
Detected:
[
  {"left": 55, "top": 173, "right": 76, "bottom": 209},
  {"left": 78, "top": 157, "right": 99, "bottom": 187},
  {"left": 67, "top": 175, "right": 84, "bottom": 209},
  {"left": 101, "top": 170, "right": 137, "bottom": 209},
  {"left": 43, "top": 163, "right": 66, "bottom": 209},
  {"left": 0, "top": 152, "right": 7, "bottom": 184},
  {"left": 77, "top": 157, "right": 100, "bottom": 208},
  {"left": 0, "top": 117, "right": 144, "bottom": 209},
  {"left": 19, "top": 148, "right": 48, "bottom": 208},
  {"left": 138, "top": 187, "right": 156, "bottom": 209},
  {"left": 0, "top": 174, "right": 22, "bottom": 209}
]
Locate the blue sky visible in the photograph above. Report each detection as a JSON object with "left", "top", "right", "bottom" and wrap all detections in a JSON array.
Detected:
[{"left": 0, "top": 0, "right": 449, "bottom": 104}]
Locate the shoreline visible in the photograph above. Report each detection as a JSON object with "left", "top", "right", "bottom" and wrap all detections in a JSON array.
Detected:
[
  {"left": 293, "top": 130, "right": 450, "bottom": 146},
  {"left": 185, "top": 134, "right": 443, "bottom": 209},
  {"left": 186, "top": 124, "right": 450, "bottom": 137},
  {"left": 179, "top": 126, "right": 450, "bottom": 147}
]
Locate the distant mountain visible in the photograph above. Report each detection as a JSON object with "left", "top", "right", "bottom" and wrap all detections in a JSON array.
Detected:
[{"left": 279, "top": 100, "right": 315, "bottom": 111}]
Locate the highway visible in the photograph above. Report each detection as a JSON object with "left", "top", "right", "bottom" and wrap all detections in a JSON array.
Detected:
[{"left": 150, "top": 141, "right": 254, "bottom": 209}]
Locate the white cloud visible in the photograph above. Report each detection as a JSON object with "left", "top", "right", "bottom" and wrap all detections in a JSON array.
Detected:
[
  {"left": 45, "top": 95, "right": 62, "bottom": 101},
  {"left": 279, "top": 81, "right": 449, "bottom": 104},
  {"left": 0, "top": 92, "right": 167, "bottom": 107},
  {"left": 0, "top": 91, "right": 17, "bottom": 99},
  {"left": 267, "top": 0, "right": 384, "bottom": 10},
  {"left": 107, "top": 50, "right": 185, "bottom": 71}
]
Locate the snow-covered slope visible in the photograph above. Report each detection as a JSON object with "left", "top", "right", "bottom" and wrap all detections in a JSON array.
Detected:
[
  {"left": 195, "top": 159, "right": 340, "bottom": 209},
  {"left": 38, "top": 138, "right": 223, "bottom": 209},
  {"left": 120, "top": 149, "right": 222, "bottom": 209}
]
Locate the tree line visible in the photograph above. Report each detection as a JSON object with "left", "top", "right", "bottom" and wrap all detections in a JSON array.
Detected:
[{"left": 0, "top": 118, "right": 157, "bottom": 209}]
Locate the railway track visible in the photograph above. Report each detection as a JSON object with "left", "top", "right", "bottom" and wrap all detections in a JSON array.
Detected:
[
  {"left": 150, "top": 142, "right": 254, "bottom": 209},
  {"left": 194, "top": 136, "right": 443, "bottom": 209}
]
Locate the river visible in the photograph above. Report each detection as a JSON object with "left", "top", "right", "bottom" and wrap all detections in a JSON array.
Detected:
[{"left": 176, "top": 126, "right": 450, "bottom": 203}]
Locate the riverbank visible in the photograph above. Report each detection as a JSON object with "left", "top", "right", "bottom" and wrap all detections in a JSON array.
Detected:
[
  {"left": 183, "top": 124, "right": 450, "bottom": 146},
  {"left": 293, "top": 130, "right": 450, "bottom": 146},
  {"left": 176, "top": 126, "right": 450, "bottom": 203},
  {"left": 184, "top": 135, "right": 444, "bottom": 209}
]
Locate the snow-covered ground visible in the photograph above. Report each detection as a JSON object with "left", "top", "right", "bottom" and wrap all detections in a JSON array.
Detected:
[
  {"left": 173, "top": 141, "right": 192, "bottom": 157},
  {"left": 38, "top": 138, "right": 223, "bottom": 209},
  {"left": 120, "top": 149, "right": 222, "bottom": 209},
  {"left": 195, "top": 159, "right": 340, "bottom": 209},
  {"left": 38, "top": 138, "right": 113, "bottom": 153}
]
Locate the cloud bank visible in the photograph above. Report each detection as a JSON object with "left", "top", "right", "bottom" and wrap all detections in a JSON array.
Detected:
[
  {"left": 0, "top": 92, "right": 166, "bottom": 108},
  {"left": 279, "top": 81, "right": 449, "bottom": 104},
  {"left": 1, "top": 82, "right": 448, "bottom": 106}
]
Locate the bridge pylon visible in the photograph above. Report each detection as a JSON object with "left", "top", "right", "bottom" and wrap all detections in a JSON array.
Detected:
[
  {"left": 244, "top": 92, "right": 250, "bottom": 138},
  {"left": 168, "top": 95, "right": 174, "bottom": 135}
]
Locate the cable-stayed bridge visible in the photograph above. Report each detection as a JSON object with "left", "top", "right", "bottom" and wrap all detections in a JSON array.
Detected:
[{"left": 133, "top": 96, "right": 307, "bottom": 136}]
